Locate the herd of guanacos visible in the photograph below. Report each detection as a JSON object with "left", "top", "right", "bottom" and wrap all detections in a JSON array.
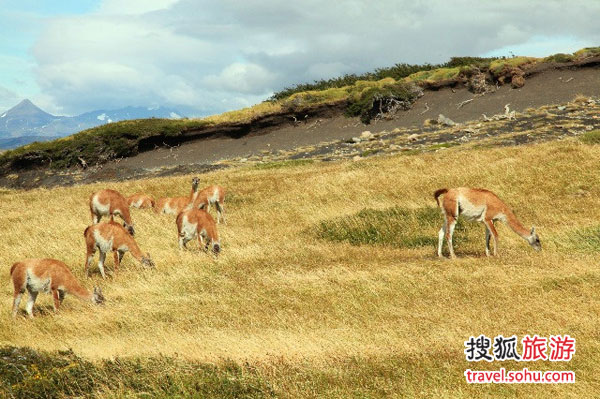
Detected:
[
  {"left": 10, "top": 176, "right": 225, "bottom": 318},
  {"left": 9, "top": 177, "right": 542, "bottom": 319}
]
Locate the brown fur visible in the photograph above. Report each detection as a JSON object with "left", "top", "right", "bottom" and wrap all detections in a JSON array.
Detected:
[
  {"left": 176, "top": 209, "right": 220, "bottom": 254},
  {"left": 127, "top": 193, "right": 155, "bottom": 209},
  {"left": 190, "top": 185, "right": 226, "bottom": 224},
  {"left": 435, "top": 187, "right": 541, "bottom": 258},
  {"left": 154, "top": 177, "right": 200, "bottom": 215},
  {"left": 90, "top": 189, "right": 134, "bottom": 234},
  {"left": 84, "top": 222, "right": 154, "bottom": 278},
  {"left": 10, "top": 258, "right": 103, "bottom": 318}
]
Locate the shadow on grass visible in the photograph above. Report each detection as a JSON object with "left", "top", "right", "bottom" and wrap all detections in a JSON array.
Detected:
[{"left": 0, "top": 346, "right": 275, "bottom": 399}]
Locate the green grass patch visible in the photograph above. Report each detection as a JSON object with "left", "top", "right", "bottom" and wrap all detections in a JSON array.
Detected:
[
  {"left": 560, "top": 225, "right": 600, "bottom": 253},
  {"left": 579, "top": 129, "right": 600, "bottom": 144},
  {"left": 544, "top": 53, "right": 575, "bottom": 63},
  {"left": 315, "top": 206, "right": 471, "bottom": 249},
  {"left": 540, "top": 272, "right": 600, "bottom": 293},
  {"left": 405, "top": 67, "right": 461, "bottom": 83},
  {"left": 253, "top": 159, "right": 315, "bottom": 170},
  {"left": 574, "top": 47, "right": 600, "bottom": 59},
  {"left": 489, "top": 57, "right": 537, "bottom": 75},
  {"left": 0, "top": 346, "right": 274, "bottom": 399}
]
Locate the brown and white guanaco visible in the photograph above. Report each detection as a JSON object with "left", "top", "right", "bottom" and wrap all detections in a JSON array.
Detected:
[
  {"left": 90, "top": 189, "right": 135, "bottom": 235},
  {"left": 190, "top": 185, "right": 226, "bottom": 224},
  {"left": 127, "top": 193, "right": 155, "bottom": 209},
  {"left": 154, "top": 177, "right": 200, "bottom": 215},
  {"left": 434, "top": 187, "right": 541, "bottom": 258},
  {"left": 176, "top": 208, "right": 221, "bottom": 255},
  {"left": 11, "top": 258, "right": 104, "bottom": 318},
  {"left": 84, "top": 220, "right": 154, "bottom": 278}
]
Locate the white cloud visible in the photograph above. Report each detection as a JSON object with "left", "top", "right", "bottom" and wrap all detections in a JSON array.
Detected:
[
  {"left": 203, "top": 62, "right": 278, "bottom": 94},
  {"left": 23, "top": 0, "right": 600, "bottom": 116},
  {"left": 97, "top": 0, "right": 179, "bottom": 15}
]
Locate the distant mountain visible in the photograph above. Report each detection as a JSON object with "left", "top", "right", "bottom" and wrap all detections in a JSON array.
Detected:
[
  {"left": 0, "top": 100, "right": 184, "bottom": 148},
  {"left": 0, "top": 100, "right": 59, "bottom": 138}
]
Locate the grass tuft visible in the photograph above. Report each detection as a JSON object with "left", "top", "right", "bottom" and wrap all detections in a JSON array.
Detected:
[
  {"left": 315, "top": 206, "right": 469, "bottom": 248},
  {"left": 579, "top": 129, "right": 600, "bottom": 144}
]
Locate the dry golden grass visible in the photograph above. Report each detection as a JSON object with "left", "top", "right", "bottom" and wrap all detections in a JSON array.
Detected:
[{"left": 2, "top": 139, "right": 600, "bottom": 397}]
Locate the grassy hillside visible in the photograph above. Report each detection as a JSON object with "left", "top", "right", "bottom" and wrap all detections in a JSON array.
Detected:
[
  {"left": 1, "top": 47, "right": 598, "bottom": 173},
  {"left": 1, "top": 135, "right": 600, "bottom": 397}
]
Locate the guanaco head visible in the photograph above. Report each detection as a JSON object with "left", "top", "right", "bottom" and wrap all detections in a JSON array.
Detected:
[
  {"left": 124, "top": 222, "right": 135, "bottom": 236},
  {"left": 192, "top": 177, "right": 199, "bottom": 191},
  {"left": 141, "top": 253, "right": 155, "bottom": 268},
  {"left": 528, "top": 226, "right": 541, "bottom": 251},
  {"left": 206, "top": 240, "right": 220, "bottom": 257},
  {"left": 92, "top": 286, "right": 105, "bottom": 305}
]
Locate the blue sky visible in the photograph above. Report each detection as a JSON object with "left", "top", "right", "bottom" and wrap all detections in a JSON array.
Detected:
[{"left": 0, "top": 0, "right": 598, "bottom": 116}]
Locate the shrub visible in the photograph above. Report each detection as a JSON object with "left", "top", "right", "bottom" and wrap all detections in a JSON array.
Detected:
[
  {"left": 544, "top": 53, "right": 575, "bottom": 63},
  {"left": 345, "top": 81, "right": 423, "bottom": 124}
]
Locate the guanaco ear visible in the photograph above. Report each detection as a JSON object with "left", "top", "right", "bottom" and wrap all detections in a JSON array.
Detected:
[{"left": 531, "top": 226, "right": 536, "bottom": 235}]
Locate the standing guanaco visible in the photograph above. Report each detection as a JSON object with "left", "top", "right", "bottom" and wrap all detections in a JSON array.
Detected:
[
  {"left": 84, "top": 221, "right": 155, "bottom": 278},
  {"left": 176, "top": 208, "right": 221, "bottom": 255},
  {"left": 434, "top": 187, "right": 541, "bottom": 258},
  {"left": 127, "top": 193, "right": 155, "bottom": 209},
  {"left": 11, "top": 258, "right": 104, "bottom": 318},
  {"left": 190, "top": 185, "right": 226, "bottom": 224},
  {"left": 90, "top": 189, "right": 135, "bottom": 235},
  {"left": 154, "top": 177, "right": 200, "bottom": 215}
]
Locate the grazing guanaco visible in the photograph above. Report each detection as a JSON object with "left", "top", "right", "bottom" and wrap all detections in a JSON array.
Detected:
[
  {"left": 84, "top": 221, "right": 155, "bottom": 278},
  {"left": 190, "top": 185, "right": 226, "bottom": 224},
  {"left": 176, "top": 209, "right": 221, "bottom": 255},
  {"left": 10, "top": 258, "right": 104, "bottom": 318},
  {"left": 127, "top": 193, "right": 155, "bottom": 209},
  {"left": 90, "top": 189, "right": 135, "bottom": 235},
  {"left": 154, "top": 177, "right": 200, "bottom": 215},
  {"left": 434, "top": 188, "right": 541, "bottom": 258}
]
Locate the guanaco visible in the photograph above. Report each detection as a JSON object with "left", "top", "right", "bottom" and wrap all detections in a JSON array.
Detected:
[
  {"left": 84, "top": 221, "right": 155, "bottom": 278},
  {"left": 176, "top": 208, "right": 221, "bottom": 255},
  {"left": 190, "top": 185, "right": 226, "bottom": 224},
  {"left": 154, "top": 177, "right": 200, "bottom": 215},
  {"left": 90, "top": 189, "right": 135, "bottom": 235},
  {"left": 127, "top": 193, "right": 155, "bottom": 209},
  {"left": 434, "top": 187, "right": 541, "bottom": 258},
  {"left": 10, "top": 258, "right": 104, "bottom": 318}
]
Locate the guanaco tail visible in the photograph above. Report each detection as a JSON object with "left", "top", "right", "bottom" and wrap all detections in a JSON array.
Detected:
[
  {"left": 11, "top": 258, "right": 104, "bottom": 318},
  {"left": 176, "top": 208, "right": 221, "bottom": 255},
  {"left": 84, "top": 220, "right": 155, "bottom": 278},
  {"left": 189, "top": 185, "right": 226, "bottom": 224},
  {"left": 154, "top": 177, "right": 200, "bottom": 215},
  {"left": 127, "top": 193, "right": 155, "bottom": 209},
  {"left": 434, "top": 187, "right": 541, "bottom": 258},
  {"left": 90, "top": 189, "right": 135, "bottom": 235}
]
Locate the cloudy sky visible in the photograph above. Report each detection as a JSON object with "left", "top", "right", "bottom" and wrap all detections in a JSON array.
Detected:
[{"left": 0, "top": 0, "right": 598, "bottom": 117}]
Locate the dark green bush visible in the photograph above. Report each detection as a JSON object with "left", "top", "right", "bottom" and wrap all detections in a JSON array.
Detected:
[
  {"left": 345, "top": 82, "right": 422, "bottom": 124},
  {"left": 544, "top": 53, "right": 575, "bottom": 63}
]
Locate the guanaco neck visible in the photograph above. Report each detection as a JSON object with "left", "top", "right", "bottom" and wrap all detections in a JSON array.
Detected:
[
  {"left": 502, "top": 206, "right": 530, "bottom": 239},
  {"left": 66, "top": 276, "right": 93, "bottom": 301},
  {"left": 123, "top": 234, "right": 145, "bottom": 261}
]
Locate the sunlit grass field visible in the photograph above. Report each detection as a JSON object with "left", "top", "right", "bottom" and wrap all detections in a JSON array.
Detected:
[{"left": 1, "top": 138, "right": 600, "bottom": 397}]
